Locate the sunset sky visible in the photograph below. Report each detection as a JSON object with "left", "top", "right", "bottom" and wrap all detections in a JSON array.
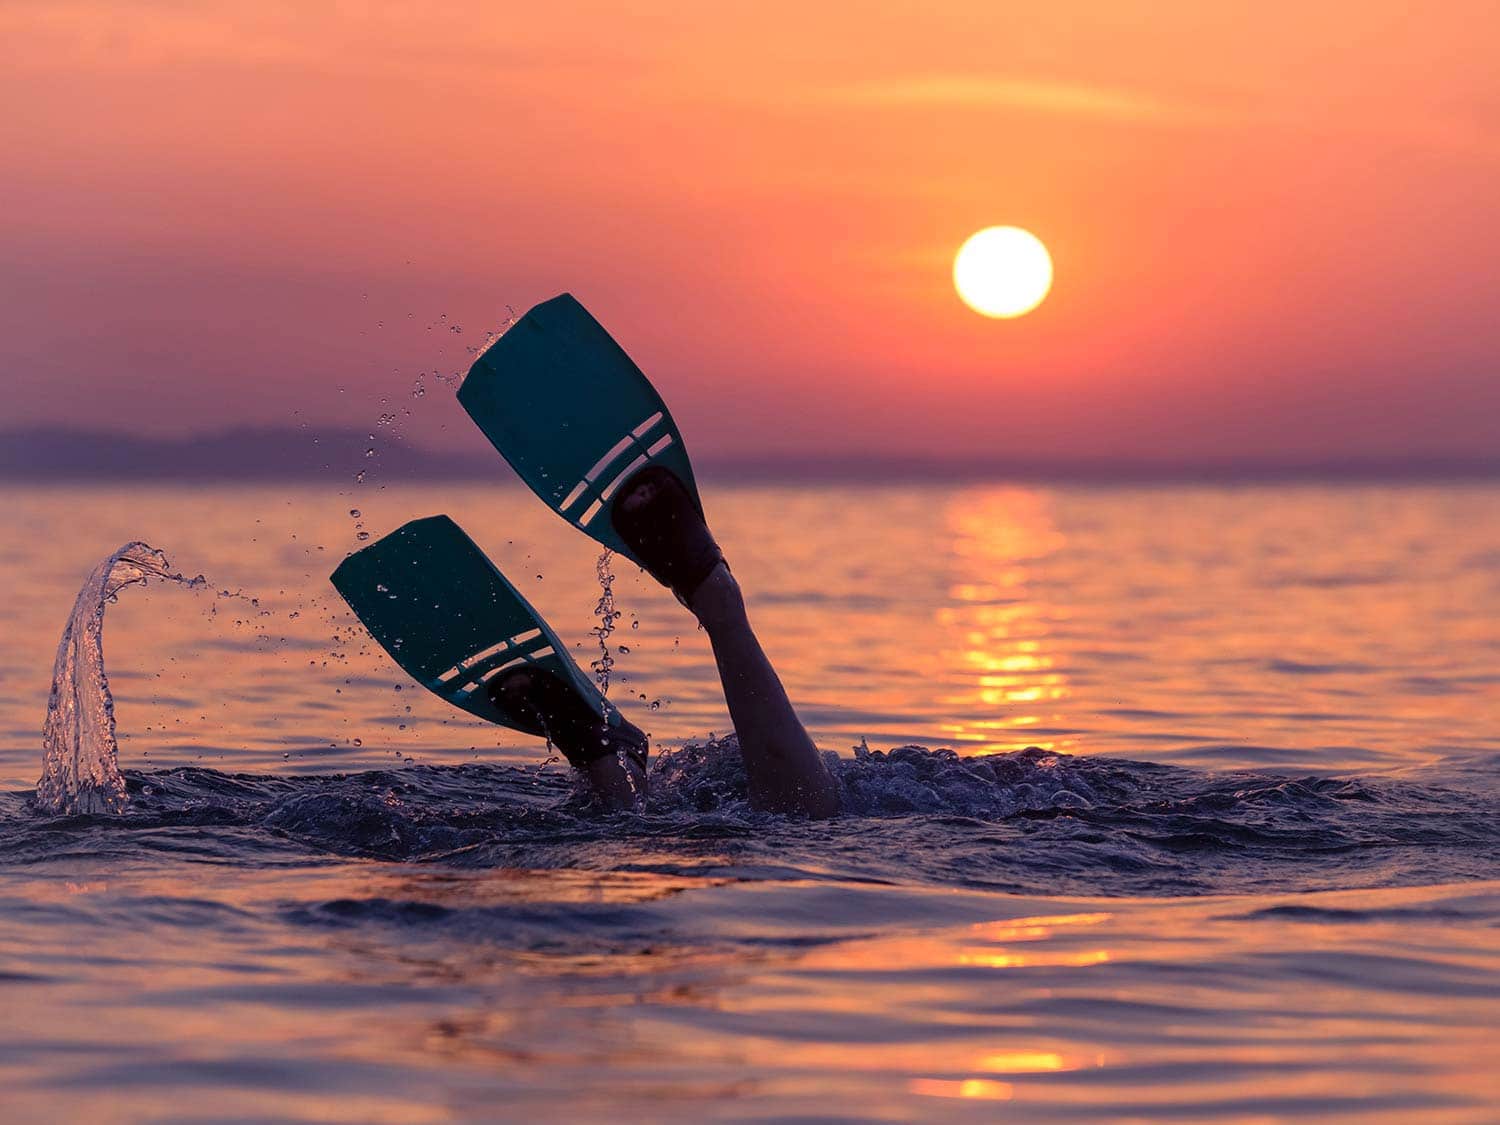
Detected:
[{"left": 2, "top": 1, "right": 1497, "bottom": 464}]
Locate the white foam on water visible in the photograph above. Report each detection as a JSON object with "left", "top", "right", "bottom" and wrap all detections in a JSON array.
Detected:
[{"left": 36, "top": 543, "right": 204, "bottom": 815}]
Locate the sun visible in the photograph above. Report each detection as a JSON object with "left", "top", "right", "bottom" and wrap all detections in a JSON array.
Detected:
[{"left": 953, "top": 227, "right": 1053, "bottom": 318}]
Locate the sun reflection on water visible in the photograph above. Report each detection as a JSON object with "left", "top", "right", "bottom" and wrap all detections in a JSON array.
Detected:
[
  {"left": 908, "top": 1077, "right": 1015, "bottom": 1100},
  {"left": 969, "top": 912, "right": 1114, "bottom": 941},
  {"left": 977, "top": 1051, "right": 1076, "bottom": 1073},
  {"left": 942, "top": 488, "right": 1073, "bottom": 754},
  {"left": 958, "top": 948, "right": 1112, "bottom": 968}
]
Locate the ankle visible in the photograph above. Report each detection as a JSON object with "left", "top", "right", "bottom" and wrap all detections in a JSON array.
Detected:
[
  {"left": 687, "top": 562, "right": 743, "bottom": 628},
  {"left": 583, "top": 752, "right": 648, "bottom": 811}
]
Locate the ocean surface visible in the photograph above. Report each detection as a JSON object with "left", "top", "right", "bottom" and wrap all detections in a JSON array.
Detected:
[{"left": 2, "top": 480, "right": 1497, "bottom": 1122}]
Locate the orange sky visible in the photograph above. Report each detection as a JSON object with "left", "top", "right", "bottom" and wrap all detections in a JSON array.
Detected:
[{"left": 2, "top": 1, "right": 1497, "bottom": 463}]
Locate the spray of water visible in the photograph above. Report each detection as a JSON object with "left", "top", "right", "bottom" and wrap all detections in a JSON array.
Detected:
[
  {"left": 36, "top": 543, "right": 205, "bottom": 815},
  {"left": 589, "top": 550, "right": 620, "bottom": 696}
]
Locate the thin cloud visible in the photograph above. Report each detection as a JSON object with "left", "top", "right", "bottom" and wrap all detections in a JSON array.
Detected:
[
  {"left": 828, "top": 74, "right": 1498, "bottom": 159},
  {"left": 830, "top": 76, "right": 1194, "bottom": 123}
]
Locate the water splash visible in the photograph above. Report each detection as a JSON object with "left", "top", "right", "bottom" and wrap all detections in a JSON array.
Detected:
[
  {"left": 343, "top": 309, "right": 517, "bottom": 495},
  {"left": 589, "top": 550, "right": 620, "bottom": 695},
  {"left": 36, "top": 543, "right": 205, "bottom": 815}
]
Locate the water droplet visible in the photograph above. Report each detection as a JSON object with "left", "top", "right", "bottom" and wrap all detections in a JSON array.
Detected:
[
  {"left": 355, "top": 531, "right": 371, "bottom": 541},
  {"left": 349, "top": 508, "right": 362, "bottom": 518},
  {"left": 352, "top": 738, "right": 363, "bottom": 747}
]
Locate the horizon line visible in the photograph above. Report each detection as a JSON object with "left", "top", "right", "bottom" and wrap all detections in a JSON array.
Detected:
[{"left": 1, "top": 425, "right": 1498, "bottom": 483}]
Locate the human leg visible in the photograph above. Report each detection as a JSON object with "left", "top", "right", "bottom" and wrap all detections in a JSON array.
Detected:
[
  {"left": 613, "top": 470, "right": 840, "bottom": 818},
  {"left": 687, "top": 563, "right": 841, "bottom": 817}
]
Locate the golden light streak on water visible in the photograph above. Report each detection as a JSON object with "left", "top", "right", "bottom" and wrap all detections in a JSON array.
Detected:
[
  {"left": 908, "top": 1077, "right": 1015, "bottom": 1100},
  {"left": 958, "top": 948, "right": 1113, "bottom": 968},
  {"left": 976, "top": 1051, "right": 1080, "bottom": 1073},
  {"left": 969, "top": 912, "right": 1115, "bottom": 941},
  {"left": 941, "top": 488, "right": 1074, "bottom": 752}
]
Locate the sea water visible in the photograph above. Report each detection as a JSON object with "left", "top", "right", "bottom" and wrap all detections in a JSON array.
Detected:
[{"left": 1, "top": 481, "right": 1496, "bottom": 1122}]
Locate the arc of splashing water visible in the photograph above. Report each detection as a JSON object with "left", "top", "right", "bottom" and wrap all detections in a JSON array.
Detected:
[{"left": 36, "top": 543, "right": 202, "bottom": 815}]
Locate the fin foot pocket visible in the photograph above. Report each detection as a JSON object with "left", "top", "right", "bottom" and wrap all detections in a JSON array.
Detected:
[
  {"left": 610, "top": 464, "right": 725, "bottom": 604},
  {"left": 490, "top": 666, "right": 648, "bottom": 771}
]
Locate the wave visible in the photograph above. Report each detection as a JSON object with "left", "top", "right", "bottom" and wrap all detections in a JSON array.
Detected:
[{"left": 10, "top": 739, "right": 1496, "bottom": 898}]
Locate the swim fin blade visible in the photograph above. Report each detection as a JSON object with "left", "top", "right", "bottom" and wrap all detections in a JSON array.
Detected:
[
  {"left": 457, "top": 294, "right": 702, "bottom": 566},
  {"left": 329, "top": 515, "right": 612, "bottom": 731}
]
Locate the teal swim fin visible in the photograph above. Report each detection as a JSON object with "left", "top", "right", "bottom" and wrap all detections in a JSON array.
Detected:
[
  {"left": 329, "top": 515, "right": 613, "bottom": 732},
  {"left": 457, "top": 294, "right": 702, "bottom": 566}
]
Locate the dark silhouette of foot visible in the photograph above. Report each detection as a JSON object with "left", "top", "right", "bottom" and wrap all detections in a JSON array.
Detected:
[
  {"left": 489, "top": 665, "right": 647, "bottom": 772},
  {"left": 610, "top": 465, "right": 724, "bottom": 604}
]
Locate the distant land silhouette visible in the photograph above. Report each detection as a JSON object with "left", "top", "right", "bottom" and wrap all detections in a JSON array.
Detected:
[
  {"left": 0, "top": 426, "right": 496, "bottom": 482},
  {"left": 1, "top": 426, "right": 1497, "bottom": 483}
]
